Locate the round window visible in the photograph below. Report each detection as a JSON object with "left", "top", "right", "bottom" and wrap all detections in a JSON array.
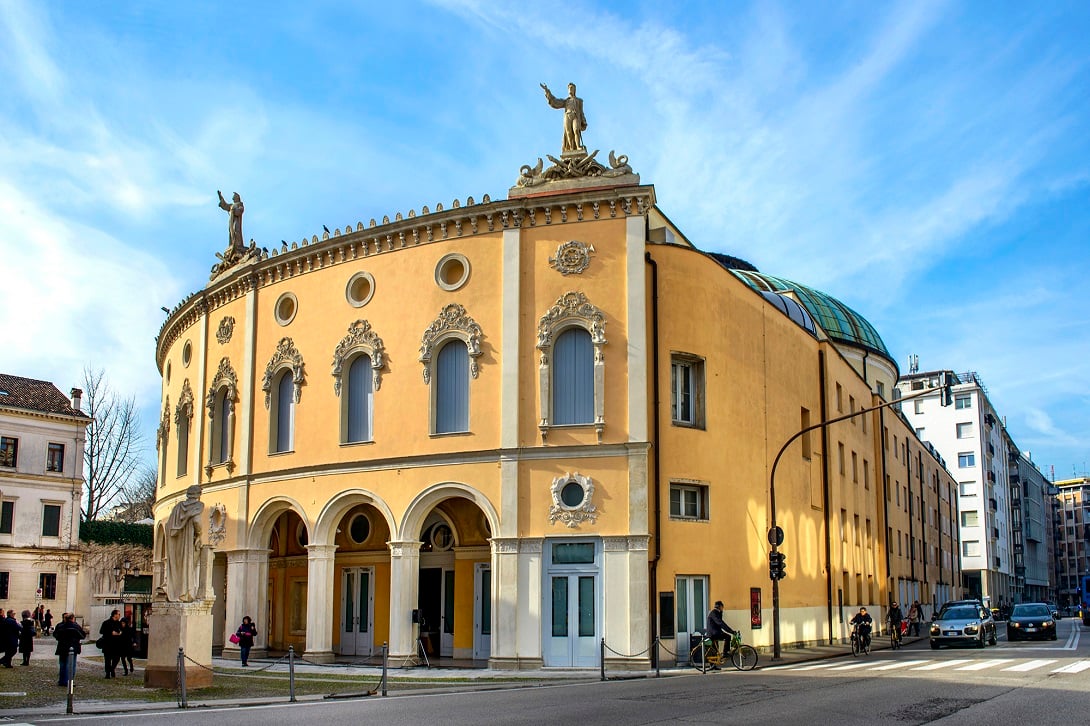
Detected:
[
  {"left": 275, "top": 292, "right": 298, "bottom": 326},
  {"left": 561, "top": 480, "right": 585, "bottom": 508},
  {"left": 349, "top": 513, "right": 371, "bottom": 544},
  {"left": 346, "top": 271, "right": 376, "bottom": 308},
  {"left": 296, "top": 521, "right": 309, "bottom": 548},
  {"left": 435, "top": 253, "right": 470, "bottom": 291},
  {"left": 430, "top": 523, "right": 454, "bottom": 551},
  {"left": 182, "top": 341, "right": 192, "bottom": 368}
]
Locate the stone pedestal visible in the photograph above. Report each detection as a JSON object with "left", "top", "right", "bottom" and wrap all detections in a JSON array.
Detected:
[{"left": 144, "top": 599, "right": 215, "bottom": 689}]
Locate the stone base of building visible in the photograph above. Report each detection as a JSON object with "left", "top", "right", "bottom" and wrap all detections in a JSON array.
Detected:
[
  {"left": 488, "top": 656, "right": 545, "bottom": 670},
  {"left": 303, "top": 650, "right": 335, "bottom": 664},
  {"left": 604, "top": 657, "right": 651, "bottom": 672}
]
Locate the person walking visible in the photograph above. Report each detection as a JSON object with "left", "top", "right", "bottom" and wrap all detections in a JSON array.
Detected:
[
  {"left": 0, "top": 610, "right": 21, "bottom": 667},
  {"left": 909, "top": 600, "right": 924, "bottom": 636},
  {"left": 118, "top": 616, "right": 136, "bottom": 675},
  {"left": 33, "top": 605, "right": 44, "bottom": 634},
  {"left": 235, "top": 616, "right": 258, "bottom": 667},
  {"left": 18, "top": 609, "right": 35, "bottom": 665},
  {"left": 98, "top": 609, "right": 124, "bottom": 678},
  {"left": 54, "top": 613, "right": 85, "bottom": 687},
  {"left": 43, "top": 609, "right": 54, "bottom": 635}
]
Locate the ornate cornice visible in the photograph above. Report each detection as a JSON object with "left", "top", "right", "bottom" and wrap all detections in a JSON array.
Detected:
[
  {"left": 419, "top": 303, "right": 483, "bottom": 384},
  {"left": 331, "top": 320, "right": 387, "bottom": 396},
  {"left": 261, "top": 338, "right": 306, "bottom": 409},
  {"left": 154, "top": 186, "right": 656, "bottom": 371}
]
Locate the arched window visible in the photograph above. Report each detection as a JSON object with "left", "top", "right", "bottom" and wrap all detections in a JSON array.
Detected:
[
  {"left": 272, "top": 369, "right": 294, "bottom": 452},
  {"left": 215, "top": 387, "right": 230, "bottom": 464},
  {"left": 552, "top": 328, "right": 593, "bottom": 424},
  {"left": 435, "top": 340, "right": 469, "bottom": 434},
  {"left": 346, "top": 354, "right": 373, "bottom": 443},
  {"left": 176, "top": 411, "right": 189, "bottom": 477}
]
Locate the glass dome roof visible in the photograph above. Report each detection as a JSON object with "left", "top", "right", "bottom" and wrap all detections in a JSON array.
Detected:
[{"left": 729, "top": 269, "right": 892, "bottom": 359}]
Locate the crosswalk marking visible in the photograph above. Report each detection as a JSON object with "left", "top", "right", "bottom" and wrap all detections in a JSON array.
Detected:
[
  {"left": 955, "top": 659, "right": 1006, "bottom": 671},
  {"left": 790, "top": 662, "right": 842, "bottom": 671},
  {"left": 829, "top": 662, "right": 875, "bottom": 670},
  {"left": 1051, "top": 660, "right": 1090, "bottom": 674},
  {"left": 1002, "top": 659, "right": 1057, "bottom": 672},
  {"left": 912, "top": 659, "right": 971, "bottom": 671},
  {"left": 870, "top": 659, "right": 929, "bottom": 671}
]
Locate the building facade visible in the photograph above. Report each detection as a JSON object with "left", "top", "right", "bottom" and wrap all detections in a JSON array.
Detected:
[
  {"left": 1054, "top": 476, "right": 1090, "bottom": 609},
  {"left": 0, "top": 374, "right": 87, "bottom": 615},
  {"left": 1006, "top": 442, "right": 1056, "bottom": 604},
  {"left": 152, "top": 130, "right": 961, "bottom": 667}
]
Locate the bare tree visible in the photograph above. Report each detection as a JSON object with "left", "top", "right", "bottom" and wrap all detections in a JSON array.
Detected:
[
  {"left": 116, "top": 465, "right": 157, "bottom": 522},
  {"left": 82, "top": 367, "right": 146, "bottom": 521}
]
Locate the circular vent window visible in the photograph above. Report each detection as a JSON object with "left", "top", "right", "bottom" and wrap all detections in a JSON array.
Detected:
[
  {"left": 349, "top": 513, "right": 371, "bottom": 545},
  {"left": 435, "top": 253, "right": 470, "bottom": 291},
  {"left": 346, "top": 271, "right": 376, "bottom": 308},
  {"left": 275, "top": 292, "right": 298, "bottom": 326}
]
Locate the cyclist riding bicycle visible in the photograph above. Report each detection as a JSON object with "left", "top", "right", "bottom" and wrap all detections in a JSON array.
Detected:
[
  {"left": 849, "top": 606, "right": 873, "bottom": 648},
  {"left": 705, "top": 600, "right": 737, "bottom": 670},
  {"left": 887, "top": 601, "right": 905, "bottom": 649}
]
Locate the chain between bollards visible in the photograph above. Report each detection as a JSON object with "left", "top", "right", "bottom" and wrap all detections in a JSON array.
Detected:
[
  {"left": 177, "top": 647, "right": 187, "bottom": 709},
  {"left": 381, "top": 642, "right": 388, "bottom": 697},
  {"left": 288, "top": 645, "right": 296, "bottom": 702}
]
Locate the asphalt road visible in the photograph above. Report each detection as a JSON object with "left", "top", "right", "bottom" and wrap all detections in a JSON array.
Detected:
[{"left": 26, "top": 619, "right": 1090, "bottom": 725}]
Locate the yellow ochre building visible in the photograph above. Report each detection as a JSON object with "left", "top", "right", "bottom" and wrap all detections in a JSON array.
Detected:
[{"left": 152, "top": 95, "right": 961, "bottom": 669}]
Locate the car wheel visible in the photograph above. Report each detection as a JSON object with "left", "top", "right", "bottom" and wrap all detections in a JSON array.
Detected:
[
  {"left": 1050, "top": 633, "right": 1057, "bottom": 641},
  {"left": 988, "top": 629, "right": 997, "bottom": 646},
  {"left": 976, "top": 632, "right": 985, "bottom": 648},
  {"left": 930, "top": 641, "right": 939, "bottom": 650}
]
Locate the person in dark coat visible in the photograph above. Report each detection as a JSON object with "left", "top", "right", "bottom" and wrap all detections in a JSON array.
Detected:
[
  {"left": 18, "top": 609, "right": 35, "bottom": 665},
  {"left": 54, "top": 612, "right": 85, "bottom": 686},
  {"left": 43, "top": 609, "right": 54, "bottom": 635},
  {"left": 235, "top": 616, "right": 258, "bottom": 667},
  {"left": 0, "top": 610, "right": 21, "bottom": 667},
  {"left": 118, "top": 616, "right": 136, "bottom": 675},
  {"left": 98, "top": 609, "right": 124, "bottom": 678}
]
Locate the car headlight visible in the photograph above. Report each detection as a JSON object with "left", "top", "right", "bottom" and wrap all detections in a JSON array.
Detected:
[
  {"left": 1044, "top": 620, "right": 1054, "bottom": 627},
  {"left": 1011, "top": 622, "right": 1022, "bottom": 629},
  {"left": 930, "top": 625, "right": 940, "bottom": 635},
  {"left": 964, "top": 622, "right": 980, "bottom": 634}
]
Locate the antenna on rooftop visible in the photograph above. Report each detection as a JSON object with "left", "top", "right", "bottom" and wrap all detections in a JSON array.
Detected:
[{"left": 908, "top": 354, "right": 919, "bottom": 374}]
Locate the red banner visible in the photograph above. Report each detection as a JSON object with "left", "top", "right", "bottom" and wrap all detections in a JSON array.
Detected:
[{"left": 750, "top": 587, "right": 762, "bottom": 628}]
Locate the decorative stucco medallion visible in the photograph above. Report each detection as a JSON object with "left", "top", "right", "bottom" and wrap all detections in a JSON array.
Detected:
[
  {"left": 208, "top": 504, "right": 227, "bottom": 546},
  {"left": 549, "top": 240, "right": 595, "bottom": 276},
  {"left": 549, "top": 472, "right": 598, "bottom": 528},
  {"left": 216, "top": 316, "right": 235, "bottom": 344}
]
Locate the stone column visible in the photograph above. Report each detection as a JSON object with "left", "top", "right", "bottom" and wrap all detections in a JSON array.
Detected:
[
  {"left": 223, "top": 548, "right": 269, "bottom": 656},
  {"left": 488, "top": 537, "right": 519, "bottom": 669},
  {"left": 387, "top": 540, "right": 421, "bottom": 665},
  {"left": 602, "top": 535, "right": 650, "bottom": 671},
  {"left": 516, "top": 537, "right": 544, "bottom": 669},
  {"left": 304, "top": 544, "right": 338, "bottom": 662}
]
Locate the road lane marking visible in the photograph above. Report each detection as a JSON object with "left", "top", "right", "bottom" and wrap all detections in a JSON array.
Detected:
[
  {"left": 1052, "top": 660, "right": 1090, "bottom": 674},
  {"left": 870, "top": 659, "right": 929, "bottom": 671},
  {"left": 1002, "top": 659, "right": 1057, "bottom": 672},
  {"left": 790, "top": 662, "right": 843, "bottom": 671},
  {"left": 912, "top": 659, "right": 972, "bottom": 670},
  {"left": 829, "top": 662, "right": 876, "bottom": 670},
  {"left": 955, "top": 659, "right": 1006, "bottom": 671}
]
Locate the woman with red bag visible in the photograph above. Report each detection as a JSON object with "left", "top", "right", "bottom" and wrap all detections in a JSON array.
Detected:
[{"left": 235, "top": 616, "right": 257, "bottom": 666}]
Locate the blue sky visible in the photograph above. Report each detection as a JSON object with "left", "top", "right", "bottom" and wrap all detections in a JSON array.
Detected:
[{"left": 1, "top": 1, "right": 1087, "bottom": 478}]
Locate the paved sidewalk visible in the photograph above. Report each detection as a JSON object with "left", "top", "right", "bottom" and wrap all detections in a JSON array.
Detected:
[{"left": 1, "top": 633, "right": 928, "bottom": 718}]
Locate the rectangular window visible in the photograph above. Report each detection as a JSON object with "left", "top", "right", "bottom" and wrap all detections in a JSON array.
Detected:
[
  {"left": 552, "top": 543, "right": 595, "bottom": 564},
  {"left": 852, "top": 452, "right": 858, "bottom": 483},
  {"left": 0, "top": 572, "right": 7, "bottom": 599},
  {"left": 959, "top": 481, "right": 976, "bottom": 496},
  {"left": 876, "top": 381, "right": 885, "bottom": 398},
  {"left": 0, "top": 437, "right": 16, "bottom": 468},
  {"left": 670, "top": 355, "right": 705, "bottom": 428},
  {"left": 914, "top": 399, "right": 924, "bottom": 414},
  {"left": 956, "top": 422, "right": 973, "bottom": 439},
  {"left": 46, "top": 443, "right": 64, "bottom": 472},
  {"left": 838, "top": 443, "right": 845, "bottom": 475},
  {"left": 840, "top": 509, "right": 847, "bottom": 543},
  {"left": 835, "top": 383, "right": 843, "bottom": 413},
  {"left": 669, "top": 483, "right": 708, "bottom": 520},
  {"left": 963, "top": 540, "right": 981, "bottom": 558},
  {"left": 849, "top": 395, "right": 856, "bottom": 424},
  {"left": 0, "top": 501, "right": 12, "bottom": 535},
  {"left": 915, "top": 427, "right": 925, "bottom": 438},
  {"left": 958, "top": 452, "right": 976, "bottom": 468},
  {"left": 42, "top": 504, "right": 62, "bottom": 537},
  {"left": 887, "top": 527, "right": 893, "bottom": 553},
  {"left": 955, "top": 394, "right": 971, "bottom": 410},
  {"left": 961, "top": 510, "right": 979, "bottom": 527},
  {"left": 863, "top": 460, "right": 870, "bottom": 489},
  {"left": 39, "top": 573, "right": 57, "bottom": 600},
  {"left": 800, "top": 408, "right": 812, "bottom": 459}
]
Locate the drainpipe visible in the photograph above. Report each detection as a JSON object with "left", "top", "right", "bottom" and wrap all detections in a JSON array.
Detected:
[
  {"left": 879, "top": 408, "right": 892, "bottom": 604},
  {"left": 819, "top": 351, "right": 834, "bottom": 643},
  {"left": 645, "top": 250, "right": 661, "bottom": 660}
]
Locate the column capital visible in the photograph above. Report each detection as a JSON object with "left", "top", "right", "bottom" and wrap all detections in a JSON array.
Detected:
[
  {"left": 388, "top": 540, "right": 422, "bottom": 557},
  {"left": 305, "top": 543, "right": 339, "bottom": 558}
]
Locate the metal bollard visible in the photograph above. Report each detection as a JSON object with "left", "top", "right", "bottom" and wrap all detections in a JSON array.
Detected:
[
  {"left": 654, "top": 637, "right": 660, "bottom": 678},
  {"left": 381, "top": 642, "right": 388, "bottom": 697},
  {"left": 600, "top": 638, "right": 606, "bottom": 681},
  {"left": 66, "top": 647, "right": 75, "bottom": 714},
  {"left": 288, "top": 645, "right": 296, "bottom": 703},
  {"left": 178, "top": 647, "right": 187, "bottom": 708}
]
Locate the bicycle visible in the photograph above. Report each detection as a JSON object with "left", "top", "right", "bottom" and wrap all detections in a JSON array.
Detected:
[
  {"left": 850, "top": 625, "right": 871, "bottom": 656},
  {"left": 690, "top": 630, "right": 759, "bottom": 672},
  {"left": 889, "top": 619, "right": 905, "bottom": 650}
]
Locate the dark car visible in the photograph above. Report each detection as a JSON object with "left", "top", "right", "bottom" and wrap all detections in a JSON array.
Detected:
[
  {"left": 930, "top": 603, "right": 997, "bottom": 649},
  {"left": 1006, "top": 603, "right": 1057, "bottom": 641}
]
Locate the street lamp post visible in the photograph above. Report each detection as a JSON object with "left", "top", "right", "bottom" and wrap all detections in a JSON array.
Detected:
[
  {"left": 112, "top": 559, "right": 141, "bottom": 596},
  {"left": 767, "top": 378, "right": 949, "bottom": 660}
]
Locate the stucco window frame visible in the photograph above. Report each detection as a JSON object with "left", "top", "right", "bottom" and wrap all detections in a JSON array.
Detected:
[
  {"left": 174, "top": 379, "right": 194, "bottom": 480},
  {"left": 536, "top": 292, "right": 606, "bottom": 443},
  {"left": 419, "top": 304, "right": 483, "bottom": 436},
  {"left": 331, "top": 320, "right": 387, "bottom": 445},
  {"left": 262, "top": 338, "right": 306, "bottom": 455},
  {"left": 205, "top": 357, "right": 238, "bottom": 477}
]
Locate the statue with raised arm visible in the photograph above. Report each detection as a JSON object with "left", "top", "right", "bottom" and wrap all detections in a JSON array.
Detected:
[
  {"left": 217, "top": 191, "right": 245, "bottom": 255},
  {"left": 163, "top": 485, "right": 205, "bottom": 602},
  {"left": 541, "top": 82, "right": 587, "bottom": 154}
]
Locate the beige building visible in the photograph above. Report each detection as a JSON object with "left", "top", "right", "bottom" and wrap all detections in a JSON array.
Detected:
[
  {"left": 152, "top": 122, "right": 961, "bottom": 667},
  {"left": 0, "top": 374, "right": 87, "bottom": 615}
]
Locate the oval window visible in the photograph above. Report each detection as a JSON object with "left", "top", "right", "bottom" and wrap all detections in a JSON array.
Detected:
[
  {"left": 346, "top": 271, "right": 376, "bottom": 308},
  {"left": 182, "top": 341, "right": 192, "bottom": 368},
  {"left": 430, "top": 523, "right": 454, "bottom": 551},
  {"left": 295, "top": 521, "right": 309, "bottom": 548},
  {"left": 275, "top": 292, "right": 299, "bottom": 326},
  {"left": 349, "top": 513, "right": 371, "bottom": 544},
  {"left": 561, "top": 481, "right": 585, "bottom": 508},
  {"left": 435, "top": 253, "right": 470, "bottom": 291}
]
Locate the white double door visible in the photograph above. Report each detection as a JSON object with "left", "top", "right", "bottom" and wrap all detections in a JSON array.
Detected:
[{"left": 339, "top": 566, "right": 374, "bottom": 656}]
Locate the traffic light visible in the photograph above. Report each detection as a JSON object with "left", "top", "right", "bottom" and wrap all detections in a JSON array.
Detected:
[
  {"left": 939, "top": 371, "right": 954, "bottom": 407},
  {"left": 769, "top": 551, "right": 787, "bottom": 581}
]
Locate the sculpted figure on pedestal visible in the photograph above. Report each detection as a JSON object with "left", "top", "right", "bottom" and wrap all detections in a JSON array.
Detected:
[
  {"left": 541, "top": 82, "right": 587, "bottom": 154},
  {"left": 211, "top": 190, "right": 261, "bottom": 279},
  {"left": 163, "top": 485, "right": 204, "bottom": 602}
]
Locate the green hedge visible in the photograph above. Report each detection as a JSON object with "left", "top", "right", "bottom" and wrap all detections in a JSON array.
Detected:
[{"left": 79, "top": 519, "right": 153, "bottom": 547}]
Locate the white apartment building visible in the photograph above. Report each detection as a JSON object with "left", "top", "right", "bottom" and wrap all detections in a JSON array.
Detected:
[
  {"left": 0, "top": 374, "right": 88, "bottom": 615},
  {"left": 896, "top": 370, "right": 1015, "bottom": 606},
  {"left": 1006, "top": 440, "right": 1056, "bottom": 604}
]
